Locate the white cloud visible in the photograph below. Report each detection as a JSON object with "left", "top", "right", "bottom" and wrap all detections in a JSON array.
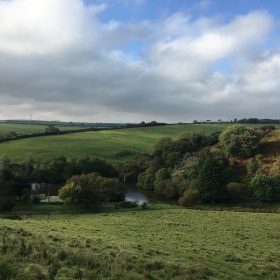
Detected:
[
  {"left": 0, "top": 0, "right": 105, "bottom": 55},
  {"left": 0, "top": 0, "right": 278, "bottom": 122}
]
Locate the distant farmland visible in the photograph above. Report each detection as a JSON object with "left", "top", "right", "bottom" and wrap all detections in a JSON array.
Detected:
[
  {"left": 0, "top": 123, "right": 86, "bottom": 135},
  {"left": 0, "top": 123, "right": 276, "bottom": 164}
]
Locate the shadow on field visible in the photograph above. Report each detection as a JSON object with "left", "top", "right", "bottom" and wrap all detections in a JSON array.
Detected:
[{"left": 2, "top": 202, "right": 178, "bottom": 219}]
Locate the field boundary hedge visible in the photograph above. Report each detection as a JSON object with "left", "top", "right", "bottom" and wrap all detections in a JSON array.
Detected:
[{"left": 0, "top": 123, "right": 167, "bottom": 143}]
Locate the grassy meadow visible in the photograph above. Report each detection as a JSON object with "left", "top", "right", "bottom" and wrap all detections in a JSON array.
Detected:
[
  {"left": 0, "top": 123, "right": 272, "bottom": 164},
  {"left": 0, "top": 123, "right": 85, "bottom": 136},
  {"left": 0, "top": 205, "right": 279, "bottom": 279}
]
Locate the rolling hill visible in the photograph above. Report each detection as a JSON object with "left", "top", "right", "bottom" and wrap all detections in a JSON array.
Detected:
[
  {"left": 0, "top": 123, "right": 278, "bottom": 164},
  {"left": 0, "top": 123, "right": 86, "bottom": 135}
]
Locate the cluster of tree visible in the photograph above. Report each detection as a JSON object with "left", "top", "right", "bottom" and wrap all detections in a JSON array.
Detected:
[
  {"left": 137, "top": 121, "right": 166, "bottom": 127},
  {"left": 219, "top": 125, "right": 262, "bottom": 157},
  {"left": 1, "top": 124, "right": 279, "bottom": 211},
  {"left": 120, "top": 125, "right": 280, "bottom": 205},
  {"left": 59, "top": 173, "right": 124, "bottom": 208},
  {"left": 0, "top": 155, "right": 119, "bottom": 211}
]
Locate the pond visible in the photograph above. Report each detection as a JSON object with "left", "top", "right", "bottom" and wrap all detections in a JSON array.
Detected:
[{"left": 124, "top": 185, "right": 149, "bottom": 204}]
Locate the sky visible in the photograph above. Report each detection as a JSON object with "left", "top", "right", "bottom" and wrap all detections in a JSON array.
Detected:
[{"left": 0, "top": 0, "right": 280, "bottom": 123}]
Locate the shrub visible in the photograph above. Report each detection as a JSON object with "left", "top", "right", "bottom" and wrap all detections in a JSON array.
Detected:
[
  {"left": 219, "top": 125, "right": 261, "bottom": 158},
  {"left": 137, "top": 167, "right": 156, "bottom": 191},
  {"left": 178, "top": 189, "right": 202, "bottom": 206},
  {"left": 154, "top": 168, "right": 177, "bottom": 199},
  {"left": 119, "top": 154, "right": 151, "bottom": 183},
  {"left": 226, "top": 182, "right": 251, "bottom": 200},
  {"left": 246, "top": 158, "right": 260, "bottom": 176},
  {"left": 251, "top": 174, "right": 273, "bottom": 201},
  {"left": 154, "top": 137, "right": 194, "bottom": 167},
  {"left": 118, "top": 201, "right": 138, "bottom": 208}
]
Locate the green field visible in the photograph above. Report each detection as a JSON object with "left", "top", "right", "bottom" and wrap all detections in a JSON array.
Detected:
[
  {"left": 0, "top": 206, "right": 279, "bottom": 279},
  {"left": 0, "top": 123, "right": 85, "bottom": 136},
  {"left": 0, "top": 123, "right": 266, "bottom": 164}
]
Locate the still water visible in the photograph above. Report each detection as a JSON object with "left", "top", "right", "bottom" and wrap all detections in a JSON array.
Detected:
[{"left": 125, "top": 186, "right": 149, "bottom": 204}]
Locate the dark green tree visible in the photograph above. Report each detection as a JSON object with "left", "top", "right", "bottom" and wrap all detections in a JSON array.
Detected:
[
  {"left": 219, "top": 125, "right": 261, "bottom": 158},
  {"left": 137, "top": 167, "right": 156, "bottom": 191},
  {"left": 195, "top": 152, "right": 236, "bottom": 202},
  {"left": 250, "top": 174, "right": 273, "bottom": 201},
  {"left": 0, "top": 156, "right": 15, "bottom": 211},
  {"left": 59, "top": 173, "right": 123, "bottom": 208}
]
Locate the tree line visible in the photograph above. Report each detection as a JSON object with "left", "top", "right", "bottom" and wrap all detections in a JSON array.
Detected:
[
  {"left": 1, "top": 124, "right": 280, "bottom": 212},
  {"left": 120, "top": 125, "right": 280, "bottom": 205},
  {"left": 0, "top": 155, "right": 122, "bottom": 211}
]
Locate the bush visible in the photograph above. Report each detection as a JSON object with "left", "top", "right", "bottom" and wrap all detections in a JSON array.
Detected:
[
  {"left": 178, "top": 189, "right": 202, "bottom": 206},
  {"left": 251, "top": 174, "right": 273, "bottom": 201},
  {"left": 137, "top": 167, "right": 156, "bottom": 191},
  {"left": 154, "top": 168, "right": 177, "bottom": 199},
  {"left": 226, "top": 182, "right": 251, "bottom": 200},
  {"left": 154, "top": 137, "right": 195, "bottom": 167},
  {"left": 219, "top": 125, "right": 261, "bottom": 158},
  {"left": 118, "top": 201, "right": 138, "bottom": 208},
  {"left": 246, "top": 158, "right": 260, "bottom": 176},
  {"left": 119, "top": 154, "right": 151, "bottom": 183}
]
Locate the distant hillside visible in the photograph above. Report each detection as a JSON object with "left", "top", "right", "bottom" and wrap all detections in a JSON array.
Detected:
[
  {"left": 0, "top": 123, "right": 87, "bottom": 136},
  {"left": 0, "top": 123, "right": 277, "bottom": 164}
]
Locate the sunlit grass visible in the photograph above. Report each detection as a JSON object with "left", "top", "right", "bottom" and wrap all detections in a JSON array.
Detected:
[{"left": 0, "top": 206, "right": 279, "bottom": 279}]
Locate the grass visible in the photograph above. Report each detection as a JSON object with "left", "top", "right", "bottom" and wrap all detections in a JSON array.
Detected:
[
  {"left": 0, "top": 123, "right": 273, "bottom": 164},
  {"left": 0, "top": 123, "right": 86, "bottom": 136},
  {"left": 0, "top": 205, "right": 279, "bottom": 279}
]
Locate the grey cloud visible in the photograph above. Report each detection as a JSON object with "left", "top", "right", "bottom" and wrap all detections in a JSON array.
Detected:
[{"left": 0, "top": 0, "right": 278, "bottom": 122}]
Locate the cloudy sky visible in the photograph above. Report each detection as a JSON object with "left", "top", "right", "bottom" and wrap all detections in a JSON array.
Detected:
[{"left": 0, "top": 0, "right": 280, "bottom": 123}]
